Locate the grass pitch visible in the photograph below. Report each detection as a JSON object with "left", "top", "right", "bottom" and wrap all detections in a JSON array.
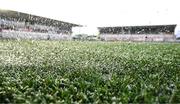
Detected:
[{"left": 0, "top": 40, "right": 180, "bottom": 103}]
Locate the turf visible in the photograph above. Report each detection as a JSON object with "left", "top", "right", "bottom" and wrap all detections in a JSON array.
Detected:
[{"left": 0, "top": 40, "right": 180, "bottom": 103}]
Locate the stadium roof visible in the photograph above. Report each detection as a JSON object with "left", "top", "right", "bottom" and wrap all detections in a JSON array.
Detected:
[{"left": 98, "top": 24, "right": 177, "bottom": 28}]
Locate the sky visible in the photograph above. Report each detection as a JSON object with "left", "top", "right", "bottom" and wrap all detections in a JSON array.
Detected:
[{"left": 0, "top": 0, "right": 180, "bottom": 27}]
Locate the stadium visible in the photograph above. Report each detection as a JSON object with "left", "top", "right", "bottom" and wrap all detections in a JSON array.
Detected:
[
  {"left": 0, "top": 9, "right": 180, "bottom": 42},
  {"left": 98, "top": 25, "right": 177, "bottom": 42},
  {"left": 0, "top": 9, "right": 80, "bottom": 40},
  {"left": 0, "top": 0, "right": 180, "bottom": 103}
]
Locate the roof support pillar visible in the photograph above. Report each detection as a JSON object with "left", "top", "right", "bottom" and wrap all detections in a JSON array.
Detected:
[
  {"left": 128, "top": 27, "right": 131, "bottom": 34},
  {"left": 121, "top": 27, "right": 124, "bottom": 34}
]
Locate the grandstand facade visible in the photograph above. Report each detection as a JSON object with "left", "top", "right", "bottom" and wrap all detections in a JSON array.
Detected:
[
  {"left": 98, "top": 25, "right": 177, "bottom": 42},
  {"left": 0, "top": 9, "right": 80, "bottom": 40}
]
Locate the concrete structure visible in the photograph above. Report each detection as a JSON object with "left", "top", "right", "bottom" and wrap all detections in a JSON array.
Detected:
[{"left": 98, "top": 25, "right": 177, "bottom": 42}]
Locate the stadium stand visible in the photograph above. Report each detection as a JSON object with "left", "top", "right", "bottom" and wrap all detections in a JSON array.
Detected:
[
  {"left": 98, "top": 25, "right": 177, "bottom": 42},
  {"left": 0, "top": 9, "right": 80, "bottom": 35}
]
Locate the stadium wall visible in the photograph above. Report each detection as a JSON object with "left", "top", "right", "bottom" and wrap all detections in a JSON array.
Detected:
[
  {"left": 0, "top": 30, "right": 71, "bottom": 40},
  {"left": 100, "top": 34, "right": 176, "bottom": 42}
]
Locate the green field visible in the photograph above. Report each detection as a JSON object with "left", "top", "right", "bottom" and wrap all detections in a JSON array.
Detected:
[{"left": 0, "top": 40, "right": 180, "bottom": 103}]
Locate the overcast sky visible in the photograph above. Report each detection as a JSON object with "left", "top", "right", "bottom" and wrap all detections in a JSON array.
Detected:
[{"left": 0, "top": 0, "right": 180, "bottom": 27}]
